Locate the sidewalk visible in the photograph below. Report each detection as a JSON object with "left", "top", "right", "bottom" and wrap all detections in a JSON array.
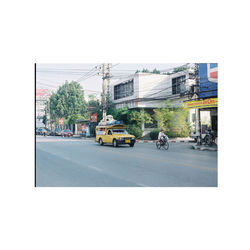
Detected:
[
  {"left": 136, "top": 137, "right": 194, "bottom": 144},
  {"left": 191, "top": 144, "right": 218, "bottom": 151},
  {"left": 72, "top": 135, "right": 217, "bottom": 150}
]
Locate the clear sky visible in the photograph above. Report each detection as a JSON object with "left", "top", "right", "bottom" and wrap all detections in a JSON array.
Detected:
[{"left": 36, "top": 63, "right": 185, "bottom": 99}]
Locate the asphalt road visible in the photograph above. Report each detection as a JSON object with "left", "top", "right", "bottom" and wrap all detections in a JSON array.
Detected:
[{"left": 36, "top": 136, "right": 218, "bottom": 187}]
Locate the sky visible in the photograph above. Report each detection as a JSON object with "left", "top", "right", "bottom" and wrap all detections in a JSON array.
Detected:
[{"left": 36, "top": 63, "right": 185, "bottom": 99}]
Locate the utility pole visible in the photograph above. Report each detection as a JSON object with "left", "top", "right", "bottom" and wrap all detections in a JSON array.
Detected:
[
  {"left": 102, "top": 63, "right": 107, "bottom": 123},
  {"left": 101, "top": 63, "right": 112, "bottom": 123},
  {"left": 107, "top": 63, "right": 111, "bottom": 96},
  {"left": 194, "top": 63, "right": 201, "bottom": 145}
]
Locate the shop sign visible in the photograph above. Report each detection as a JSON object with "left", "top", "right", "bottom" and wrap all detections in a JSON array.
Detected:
[
  {"left": 199, "top": 63, "right": 218, "bottom": 98},
  {"left": 90, "top": 113, "right": 97, "bottom": 123},
  {"left": 58, "top": 118, "right": 64, "bottom": 125},
  {"left": 184, "top": 98, "right": 218, "bottom": 109}
]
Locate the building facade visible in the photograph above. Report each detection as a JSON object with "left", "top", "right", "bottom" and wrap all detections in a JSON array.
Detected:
[
  {"left": 183, "top": 63, "right": 218, "bottom": 139},
  {"left": 36, "top": 89, "right": 51, "bottom": 128},
  {"left": 111, "top": 71, "right": 196, "bottom": 135}
]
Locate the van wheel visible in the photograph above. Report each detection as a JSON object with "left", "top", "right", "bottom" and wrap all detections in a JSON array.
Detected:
[
  {"left": 99, "top": 138, "right": 103, "bottom": 146},
  {"left": 113, "top": 139, "right": 118, "bottom": 147}
]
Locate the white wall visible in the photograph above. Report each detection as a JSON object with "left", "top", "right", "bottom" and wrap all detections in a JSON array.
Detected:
[{"left": 111, "top": 72, "right": 195, "bottom": 109}]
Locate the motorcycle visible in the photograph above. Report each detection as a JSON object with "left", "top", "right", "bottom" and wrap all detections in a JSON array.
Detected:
[
  {"left": 156, "top": 135, "right": 169, "bottom": 150},
  {"left": 203, "top": 129, "right": 216, "bottom": 146}
]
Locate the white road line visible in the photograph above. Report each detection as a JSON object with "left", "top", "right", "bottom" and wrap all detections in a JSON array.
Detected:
[
  {"left": 135, "top": 183, "right": 148, "bottom": 187},
  {"left": 87, "top": 165, "right": 103, "bottom": 172}
]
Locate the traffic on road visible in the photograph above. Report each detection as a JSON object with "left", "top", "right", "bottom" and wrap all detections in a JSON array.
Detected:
[{"left": 36, "top": 135, "right": 217, "bottom": 187}]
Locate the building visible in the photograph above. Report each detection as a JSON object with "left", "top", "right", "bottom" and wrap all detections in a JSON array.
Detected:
[
  {"left": 36, "top": 89, "right": 51, "bottom": 128},
  {"left": 111, "top": 70, "right": 196, "bottom": 135},
  {"left": 184, "top": 63, "right": 218, "bottom": 139}
]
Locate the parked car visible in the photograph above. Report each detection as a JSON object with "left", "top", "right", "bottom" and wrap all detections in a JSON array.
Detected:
[
  {"left": 61, "top": 129, "right": 73, "bottom": 137},
  {"left": 51, "top": 128, "right": 62, "bottom": 136},
  {"left": 44, "top": 128, "right": 52, "bottom": 136},
  {"left": 36, "top": 128, "right": 45, "bottom": 135}
]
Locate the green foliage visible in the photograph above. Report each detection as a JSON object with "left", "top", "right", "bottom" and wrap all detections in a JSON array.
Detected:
[
  {"left": 153, "top": 100, "right": 191, "bottom": 138},
  {"left": 173, "top": 66, "right": 187, "bottom": 73},
  {"left": 42, "top": 115, "right": 47, "bottom": 126},
  {"left": 149, "top": 129, "right": 160, "bottom": 140},
  {"left": 129, "top": 109, "right": 152, "bottom": 127},
  {"left": 152, "top": 68, "right": 161, "bottom": 74},
  {"left": 112, "top": 107, "right": 132, "bottom": 124},
  {"left": 49, "top": 81, "right": 87, "bottom": 121},
  {"left": 136, "top": 68, "right": 161, "bottom": 74},
  {"left": 126, "top": 124, "right": 143, "bottom": 138},
  {"left": 67, "top": 114, "right": 85, "bottom": 125}
]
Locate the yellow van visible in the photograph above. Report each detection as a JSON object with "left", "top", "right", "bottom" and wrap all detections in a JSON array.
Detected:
[{"left": 96, "top": 124, "right": 135, "bottom": 147}]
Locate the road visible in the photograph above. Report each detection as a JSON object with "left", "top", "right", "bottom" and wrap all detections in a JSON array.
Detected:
[{"left": 36, "top": 136, "right": 218, "bottom": 187}]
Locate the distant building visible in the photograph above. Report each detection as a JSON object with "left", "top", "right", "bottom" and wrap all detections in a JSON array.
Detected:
[
  {"left": 36, "top": 89, "right": 51, "bottom": 128},
  {"left": 111, "top": 71, "right": 196, "bottom": 135}
]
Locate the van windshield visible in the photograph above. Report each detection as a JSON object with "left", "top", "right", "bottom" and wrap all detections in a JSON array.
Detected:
[{"left": 112, "top": 129, "right": 128, "bottom": 134}]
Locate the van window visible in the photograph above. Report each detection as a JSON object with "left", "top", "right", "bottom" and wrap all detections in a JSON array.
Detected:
[
  {"left": 97, "top": 130, "right": 105, "bottom": 135},
  {"left": 108, "top": 130, "right": 112, "bottom": 135},
  {"left": 112, "top": 129, "right": 128, "bottom": 134}
]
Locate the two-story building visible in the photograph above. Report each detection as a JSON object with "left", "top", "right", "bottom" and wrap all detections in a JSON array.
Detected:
[{"left": 111, "top": 71, "right": 196, "bottom": 135}]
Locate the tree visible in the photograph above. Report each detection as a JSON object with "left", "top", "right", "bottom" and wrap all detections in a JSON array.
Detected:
[
  {"left": 152, "top": 68, "right": 161, "bottom": 74},
  {"left": 49, "top": 81, "right": 88, "bottom": 122},
  {"left": 42, "top": 115, "right": 47, "bottom": 126},
  {"left": 129, "top": 109, "right": 152, "bottom": 127},
  {"left": 67, "top": 114, "right": 85, "bottom": 125},
  {"left": 173, "top": 66, "right": 187, "bottom": 73},
  {"left": 87, "top": 94, "right": 102, "bottom": 122},
  {"left": 153, "top": 100, "right": 191, "bottom": 137}
]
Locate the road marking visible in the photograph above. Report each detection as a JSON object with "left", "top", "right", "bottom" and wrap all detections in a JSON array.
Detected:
[
  {"left": 36, "top": 138, "right": 95, "bottom": 143},
  {"left": 87, "top": 165, "right": 103, "bottom": 172},
  {"left": 96, "top": 147, "right": 217, "bottom": 172},
  {"left": 136, "top": 183, "right": 148, "bottom": 187}
]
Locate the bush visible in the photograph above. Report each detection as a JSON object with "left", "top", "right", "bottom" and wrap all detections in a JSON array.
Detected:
[
  {"left": 127, "top": 125, "right": 143, "bottom": 138},
  {"left": 149, "top": 129, "right": 160, "bottom": 140}
]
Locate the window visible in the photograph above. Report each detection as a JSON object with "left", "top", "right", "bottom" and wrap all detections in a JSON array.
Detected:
[
  {"left": 172, "top": 75, "right": 186, "bottom": 95},
  {"left": 114, "top": 79, "right": 134, "bottom": 100},
  {"left": 112, "top": 129, "right": 128, "bottom": 134}
]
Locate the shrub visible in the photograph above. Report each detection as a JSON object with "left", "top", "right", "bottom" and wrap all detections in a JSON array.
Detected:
[
  {"left": 149, "top": 129, "right": 160, "bottom": 140},
  {"left": 127, "top": 125, "right": 143, "bottom": 138}
]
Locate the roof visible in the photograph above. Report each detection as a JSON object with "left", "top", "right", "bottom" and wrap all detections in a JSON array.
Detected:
[{"left": 76, "top": 119, "right": 90, "bottom": 123}]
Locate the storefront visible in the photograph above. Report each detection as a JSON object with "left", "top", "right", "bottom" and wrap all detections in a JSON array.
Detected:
[
  {"left": 184, "top": 98, "right": 218, "bottom": 134},
  {"left": 184, "top": 63, "right": 218, "bottom": 142},
  {"left": 75, "top": 120, "right": 90, "bottom": 137}
]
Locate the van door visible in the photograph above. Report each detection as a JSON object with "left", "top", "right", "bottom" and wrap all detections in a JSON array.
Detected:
[{"left": 106, "top": 129, "right": 113, "bottom": 143}]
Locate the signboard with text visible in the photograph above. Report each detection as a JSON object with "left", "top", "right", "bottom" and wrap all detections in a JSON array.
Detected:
[
  {"left": 184, "top": 98, "right": 218, "bottom": 109},
  {"left": 199, "top": 63, "right": 218, "bottom": 98},
  {"left": 58, "top": 118, "right": 64, "bottom": 125},
  {"left": 90, "top": 113, "right": 97, "bottom": 123}
]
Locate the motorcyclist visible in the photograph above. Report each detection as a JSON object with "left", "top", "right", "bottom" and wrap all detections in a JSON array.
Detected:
[{"left": 158, "top": 129, "right": 168, "bottom": 144}]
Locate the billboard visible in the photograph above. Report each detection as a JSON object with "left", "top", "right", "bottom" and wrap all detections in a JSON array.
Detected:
[
  {"left": 36, "top": 89, "right": 50, "bottom": 97},
  {"left": 90, "top": 113, "right": 97, "bottom": 123},
  {"left": 184, "top": 98, "right": 218, "bottom": 109},
  {"left": 58, "top": 118, "right": 64, "bottom": 125},
  {"left": 199, "top": 63, "right": 218, "bottom": 98}
]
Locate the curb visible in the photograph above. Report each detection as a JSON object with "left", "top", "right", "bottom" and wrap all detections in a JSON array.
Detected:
[
  {"left": 192, "top": 145, "right": 217, "bottom": 151},
  {"left": 136, "top": 139, "right": 193, "bottom": 144}
]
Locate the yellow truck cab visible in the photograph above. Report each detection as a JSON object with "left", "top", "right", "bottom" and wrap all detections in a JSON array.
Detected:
[{"left": 96, "top": 124, "right": 135, "bottom": 147}]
